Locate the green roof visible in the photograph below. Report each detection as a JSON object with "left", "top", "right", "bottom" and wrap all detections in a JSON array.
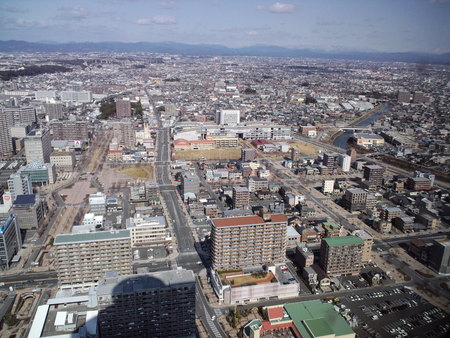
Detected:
[
  {"left": 323, "top": 222, "right": 341, "bottom": 229},
  {"left": 322, "top": 236, "right": 363, "bottom": 247},
  {"left": 284, "top": 300, "right": 354, "bottom": 338},
  {"left": 54, "top": 230, "right": 130, "bottom": 245}
]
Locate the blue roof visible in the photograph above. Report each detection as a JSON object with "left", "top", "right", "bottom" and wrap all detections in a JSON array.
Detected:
[{"left": 13, "top": 194, "right": 36, "bottom": 206}]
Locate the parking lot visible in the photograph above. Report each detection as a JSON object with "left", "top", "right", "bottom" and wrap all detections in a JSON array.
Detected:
[{"left": 342, "top": 286, "right": 449, "bottom": 337}]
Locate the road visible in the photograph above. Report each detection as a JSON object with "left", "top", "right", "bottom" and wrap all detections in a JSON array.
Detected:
[{"left": 194, "top": 162, "right": 225, "bottom": 213}]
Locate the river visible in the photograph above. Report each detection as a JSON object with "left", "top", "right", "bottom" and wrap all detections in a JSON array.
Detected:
[{"left": 333, "top": 104, "right": 390, "bottom": 149}]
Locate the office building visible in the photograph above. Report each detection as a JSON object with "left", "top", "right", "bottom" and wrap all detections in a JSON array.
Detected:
[
  {"left": 216, "top": 109, "right": 240, "bottom": 125},
  {"left": 11, "top": 194, "right": 45, "bottom": 230},
  {"left": 211, "top": 214, "right": 287, "bottom": 269},
  {"left": 50, "top": 151, "right": 76, "bottom": 171},
  {"left": 111, "top": 121, "right": 136, "bottom": 148},
  {"left": 320, "top": 236, "right": 363, "bottom": 276},
  {"left": 54, "top": 229, "right": 132, "bottom": 289},
  {"left": 88, "top": 192, "right": 106, "bottom": 215},
  {"left": 241, "top": 148, "right": 256, "bottom": 162},
  {"left": 338, "top": 154, "right": 351, "bottom": 172},
  {"left": 0, "top": 215, "right": 22, "bottom": 270},
  {"left": 42, "top": 102, "right": 65, "bottom": 120},
  {"left": 51, "top": 121, "right": 90, "bottom": 141},
  {"left": 353, "top": 229, "right": 373, "bottom": 264},
  {"left": 116, "top": 100, "right": 132, "bottom": 118},
  {"left": 363, "top": 164, "right": 385, "bottom": 187},
  {"left": 295, "top": 243, "right": 314, "bottom": 268},
  {"left": 19, "top": 162, "right": 57, "bottom": 185},
  {"left": 323, "top": 153, "right": 338, "bottom": 169},
  {"left": 126, "top": 215, "right": 168, "bottom": 247},
  {"left": 343, "top": 188, "right": 367, "bottom": 212},
  {"left": 181, "top": 170, "right": 200, "bottom": 199},
  {"left": 60, "top": 91, "right": 92, "bottom": 103},
  {"left": 322, "top": 179, "right": 335, "bottom": 194},
  {"left": 232, "top": 186, "right": 250, "bottom": 209},
  {"left": 428, "top": 239, "right": 450, "bottom": 274},
  {"left": 24, "top": 129, "right": 52, "bottom": 164},
  {"left": 0, "top": 107, "right": 36, "bottom": 156},
  {"left": 7, "top": 173, "right": 32, "bottom": 200}
]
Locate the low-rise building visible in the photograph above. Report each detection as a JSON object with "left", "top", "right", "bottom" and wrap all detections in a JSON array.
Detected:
[
  {"left": 126, "top": 215, "right": 169, "bottom": 247},
  {"left": 50, "top": 151, "right": 76, "bottom": 171}
]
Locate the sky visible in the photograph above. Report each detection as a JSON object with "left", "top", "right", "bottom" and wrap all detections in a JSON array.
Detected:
[{"left": 0, "top": 0, "right": 449, "bottom": 53}]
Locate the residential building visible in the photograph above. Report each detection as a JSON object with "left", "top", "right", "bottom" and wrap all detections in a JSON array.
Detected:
[
  {"left": 380, "top": 207, "right": 402, "bottom": 222},
  {"left": 0, "top": 107, "right": 36, "bottom": 156},
  {"left": 54, "top": 230, "right": 132, "bottom": 289},
  {"left": 50, "top": 151, "right": 76, "bottom": 171},
  {"left": 412, "top": 91, "right": 425, "bottom": 104},
  {"left": 320, "top": 236, "right": 364, "bottom": 276},
  {"left": 111, "top": 121, "right": 136, "bottom": 148},
  {"left": 428, "top": 239, "right": 450, "bottom": 274},
  {"left": 51, "top": 121, "right": 90, "bottom": 141},
  {"left": 7, "top": 173, "right": 32, "bottom": 200},
  {"left": 0, "top": 214, "right": 22, "bottom": 270},
  {"left": 338, "top": 154, "right": 351, "bottom": 172},
  {"left": 241, "top": 148, "right": 257, "bottom": 162},
  {"left": 11, "top": 194, "right": 45, "bottom": 230},
  {"left": 346, "top": 148, "right": 357, "bottom": 163},
  {"left": 247, "top": 176, "right": 268, "bottom": 192},
  {"left": 126, "top": 215, "right": 169, "bottom": 247},
  {"left": 24, "top": 128, "right": 52, "bottom": 164},
  {"left": 181, "top": 170, "right": 200, "bottom": 199},
  {"left": 116, "top": 99, "right": 132, "bottom": 118},
  {"left": 216, "top": 109, "right": 240, "bottom": 125},
  {"left": 60, "top": 91, "right": 92, "bottom": 103},
  {"left": 34, "top": 90, "right": 56, "bottom": 101},
  {"left": 232, "top": 186, "right": 250, "bottom": 209},
  {"left": 394, "top": 216, "right": 415, "bottom": 232},
  {"left": 322, "top": 179, "right": 335, "bottom": 194},
  {"left": 323, "top": 153, "right": 338, "bottom": 169},
  {"left": 295, "top": 243, "right": 314, "bottom": 268},
  {"left": 353, "top": 229, "right": 373, "bottom": 264},
  {"left": 343, "top": 188, "right": 367, "bottom": 212},
  {"left": 363, "top": 164, "right": 385, "bottom": 187},
  {"left": 407, "top": 177, "right": 432, "bottom": 191},
  {"left": 42, "top": 102, "right": 65, "bottom": 120},
  {"left": 210, "top": 214, "right": 287, "bottom": 269},
  {"left": 322, "top": 221, "right": 341, "bottom": 238},
  {"left": 398, "top": 91, "right": 411, "bottom": 103}
]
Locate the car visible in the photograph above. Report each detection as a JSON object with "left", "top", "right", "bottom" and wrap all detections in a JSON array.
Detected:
[{"left": 211, "top": 316, "right": 216, "bottom": 321}]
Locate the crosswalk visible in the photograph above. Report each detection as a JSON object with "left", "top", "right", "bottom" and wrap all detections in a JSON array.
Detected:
[{"left": 204, "top": 305, "right": 221, "bottom": 337}]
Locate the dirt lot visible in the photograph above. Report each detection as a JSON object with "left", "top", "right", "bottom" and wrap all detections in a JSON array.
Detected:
[
  {"left": 289, "top": 140, "right": 325, "bottom": 157},
  {"left": 113, "top": 165, "right": 154, "bottom": 180},
  {"left": 226, "top": 272, "right": 276, "bottom": 287},
  {"left": 173, "top": 148, "right": 241, "bottom": 161},
  {"left": 59, "top": 181, "right": 96, "bottom": 204}
]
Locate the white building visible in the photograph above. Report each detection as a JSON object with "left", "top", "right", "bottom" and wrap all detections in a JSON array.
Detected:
[
  {"left": 50, "top": 151, "right": 76, "bottom": 171},
  {"left": 322, "top": 179, "right": 335, "bottom": 194},
  {"left": 88, "top": 192, "right": 106, "bottom": 215},
  {"left": 338, "top": 154, "right": 351, "bottom": 172},
  {"left": 60, "top": 91, "right": 92, "bottom": 103},
  {"left": 7, "top": 173, "right": 32, "bottom": 200},
  {"left": 216, "top": 109, "right": 240, "bottom": 125},
  {"left": 35, "top": 90, "right": 56, "bottom": 101},
  {"left": 24, "top": 128, "right": 52, "bottom": 164},
  {"left": 83, "top": 213, "right": 104, "bottom": 228},
  {"left": 126, "top": 215, "right": 169, "bottom": 247}
]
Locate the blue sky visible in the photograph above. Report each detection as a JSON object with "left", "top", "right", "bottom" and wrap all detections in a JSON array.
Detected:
[{"left": 0, "top": 0, "right": 449, "bottom": 53}]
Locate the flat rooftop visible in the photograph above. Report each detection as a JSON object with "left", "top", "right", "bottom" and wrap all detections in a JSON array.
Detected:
[
  {"left": 212, "top": 214, "right": 287, "bottom": 227},
  {"left": 54, "top": 229, "right": 130, "bottom": 245}
]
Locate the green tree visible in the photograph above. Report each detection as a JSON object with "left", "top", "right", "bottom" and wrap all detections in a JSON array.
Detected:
[{"left": 4, "top": 313, "right": 18, "bottom": 327}]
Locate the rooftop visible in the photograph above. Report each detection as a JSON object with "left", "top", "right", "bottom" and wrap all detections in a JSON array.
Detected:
[
  {"left": 212, "top": 214, "right": 287, "bottom": 227},
  {"left": 13, "top": 194, "right": 36, "bottom": 206},
  {"left": 54, "top": 229, "right": 130, "bottom": 245},
  {"left": 322, "top": 236, "right": 364, "bottom": 247}
]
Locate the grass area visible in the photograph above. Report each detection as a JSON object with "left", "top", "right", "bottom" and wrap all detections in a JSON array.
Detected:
[
  {"left": 289, "top": 140, "right": 324, "bottom": 157},
  {"left": 173, "top": 148, "right": 241, "bottom": 160},
  {"left": 113, "top": 165, "right": 154, "bottom": 180},
  {"left": 225, "top": 271, "right": 275, "bottom": 287},
  {"left": 397, "top": 269, "right": 411, "bottom": 281},
  {"left": 415, "top": 269, "right": 435, "bottom": 278}
]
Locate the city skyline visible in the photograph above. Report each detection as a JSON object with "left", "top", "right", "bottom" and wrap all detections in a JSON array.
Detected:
[{"left": 0, "top": 0, "right": 450, "bottom": 54}]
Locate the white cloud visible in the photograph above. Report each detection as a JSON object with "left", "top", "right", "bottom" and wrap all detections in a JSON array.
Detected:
[
  {"left": 160, "top": 0, "right": 175, "bottom": 9},
  {"left": 57, "top": 6, "right": 90, "bottom": 21},
  {"left": 136, "top": 18, "right": 152, "bottom": 25},
  {"left": 0, "top": 4, "right": 27, "bottom": 13},
  {"left": 269, "top": 2, "right": 296, "bottom": 13},
  {"left": 152, "top": 15, "right": 177, "bottom": 25}
]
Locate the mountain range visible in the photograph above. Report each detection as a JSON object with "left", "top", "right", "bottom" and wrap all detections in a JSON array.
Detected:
[{"left": 1, "top": 40, "right": 449, "bottom": 65}]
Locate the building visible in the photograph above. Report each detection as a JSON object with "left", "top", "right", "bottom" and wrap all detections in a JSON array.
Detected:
[
  {"left": 42, "top": 102, "right": 65, "bottom": 120},
  {"left": 181, "top": 170, "right": 200, "bottom": 199},
  {"left": 0, "top": 107, "right": 36, "bottom": 156},
  {"left": 398, "top": 90, "right": 411, "bottom": 103},
  {"left": 323, "top": 153, "right": 338, "bottom": 170},
  {"left": 11, "top": 194, "right": 45, "bottom": 230},
  {"left": 24, "top": 128, "right": 52, "bottom": 164},
  {"left": 363, "top": 164, "right": 385, "bottom": 187},
  {"left": 295, "top": 243, "right": 314, "bottom": 268},
  {"left": 322, "top": 222, "right": 341, "bottom": 238},
  {"left": 428, "top": 239, "right": 450, "bottom": 275},
  {"left": 50, "top": 151, "right": 76, "bottom": 171},
  {"left": 394, "top": 216, "right": 415, "bottom": 233},
  {"left": 413, "top": 170, "right": 435, "bottom": 187},
  {"left": 51, "top": 121, "right": 90, "bottom": 141},
  {"left": 54, "top": 230, "right": 132, "bottom": 289},
  {"left": 300, "top": 125, "right": 317, "bottom": 137},
  {"left": 343, "top": 188, "right": 367, "bottom": 212},
  {"left": 116, "top": 99, "right": 132, "bottom": 118},
  {"left": 7, "top": 173, "right": 32, "bottom": 200},
  {"left": 353, "top": 133, "right": 385, "bottom": 148},
  {"left": 60, "top": 91, "right": 92, "bottom": 103},
  {"left": 126, "top": 215, "right": 169, "bottom": 247},
  {"left": 111, "top": 121, "right": 136, "bottom": 148},
  {"left": 407, "top": 177, "right": 432, "bottom": 191},
  {"left": 210, "top": 214, "right": 287, "bottom": 269},
  {"left": 34, "top": 90, "right": 56, "bottom": 101},
  {"left": 0, "top": 215, "right": 22, "bottom": 270},
  {"left": 380, "top": 207, "right": 402, "bottom": 222},
  {"left": 322, "top": 179, "right": 335, "bottom": 194},
  {"left": 346, "top": 148, "right": 357, "bottom": 163},
  {"left": 241, "top": 148, "right": 257, "bottom": 162},
  {"left": 374, "top": 219, "right": 392, "bottom": 234},
  {"left": 89, "top": 192, "right": 106, "bottom": 215},
  {"left": 320, "top": 236, "right": 363, "bottom": 276},
  {"left": 216, "top": 109, "right": 240, "bottom": 125},
  {"left": 338, "top": 154, "right": 351, "bottom": 172},
  {"left": 353, "top": 230, "right": 373, "bottom": 264},
  {"left": 412, "top": 92, "right": 425, "bottom": 104},
  {"left": 232, "top": 186, "right": 250, "bottom": 209},
  {"left": 19, "top": 162, "right": 57, "bottom": 184},
  {"left": 247, "top": 176, "right": 268, "bottom": 192}
]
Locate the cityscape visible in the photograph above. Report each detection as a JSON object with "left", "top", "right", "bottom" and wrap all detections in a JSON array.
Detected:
[{"left": 0, "top": 1, "right": 450, "bottom": 338}]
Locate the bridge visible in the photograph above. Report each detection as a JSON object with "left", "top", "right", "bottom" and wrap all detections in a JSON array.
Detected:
[{"left": 340, "top": 126, "right": 372, "bottom": 133}]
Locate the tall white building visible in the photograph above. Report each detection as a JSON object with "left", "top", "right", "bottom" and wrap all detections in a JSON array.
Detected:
[
  {"left": 35, "top": 90, "right": 56, "bottom": 101},
  {"left": 338, "top": 154, "right": 351, "bottom": 172},
  {"left": 24, "top": 128, "right": 52, "bottom": 164},
  {"left": 322, "top": 179, "right": 335, "bottom": 194},
  {"left": 7, "top": 173, "right": 32, "bottom": 200},
  {"left": 216, "top": 109, "right": 240, "bottom": 125}
]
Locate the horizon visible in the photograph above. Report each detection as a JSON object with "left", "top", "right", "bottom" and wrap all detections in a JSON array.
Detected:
[{"left": 1, "top": 0, "right": 449, "bottom": 54}]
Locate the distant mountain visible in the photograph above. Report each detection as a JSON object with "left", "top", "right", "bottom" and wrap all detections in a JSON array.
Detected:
[{"left": 0, "top": 40, "right": 449, "bottom": 65}]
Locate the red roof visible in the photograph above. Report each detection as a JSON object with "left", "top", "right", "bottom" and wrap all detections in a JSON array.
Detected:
[
  {"left": 173, "top": 139, "right": 190, "bottom": 145},
  {"left": 212, "top": 214, "right": 287, "bottom": 227},
  {"left": 108, "top": 150, "right": 122, "bottom": 153},
  {"left": 267, "top": 306, "right": 284, "bottom": 320},
  {"left": 271, "top": 214, "right": 288, "bottom": 222}
]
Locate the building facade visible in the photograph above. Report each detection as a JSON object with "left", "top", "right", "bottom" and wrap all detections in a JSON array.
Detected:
[
  {"left": 0, "top": 214, "right": 22, "bottom": 270},
  {"left": 320, "top": 236, "right": 364, "bottom": 276},
  {"left": 51, "top": 121, "right": 90, "bottom": 141},
  {"left": 7, "top": 173, "right": 32, "bottom": 200},
  {"left": 11, "top": 194, "right": 45, "bottom": 230},
  {"left": 24, "top": 128, "right": 52, "bottom": 164}
]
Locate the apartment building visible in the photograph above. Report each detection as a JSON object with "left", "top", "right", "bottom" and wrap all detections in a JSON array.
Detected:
[
  {"left": 51, "top": 121, "right": 90, "bottom": 141},
  {"left": 363, "top": 164, "right": 385, "bottom": 187},
  {"left": 232, "top": 186, "right": 250, "bottom": 209},
  {"left": 406, "top": 177, "right": 432, "bottom": 191},
  {"left": 343, "top": 188, "right": 368, "bottom": 212},
  {"left": 126, "top": 215, "right": 168, "bottom": 247},
  {"left": 116, "top": 99, "right": 132, "bottom": 118},
  {"left": 54, "top": 230, "right": 132, "bottom": 289},
  {"left": 24, "top": 128, "right": 52, "bottom": 164},
  {"left": 323, "top": 153, "right": 338, "bottom": 169},
  {"left": 49, "top": 151, "right": 76, "bottom": 171},
  {"left": 353, "top": 229, "right": 373, "bottom": 264},
  {"left": 320, "top": 236, "right": 364, "bottom": 276},
  {"left": 210, "top": 214, "right": 287, "bottom": 270},
  {"left": 247, "top": 176, "right": 268, "bottom": 192},
  {"left": 0, "top": 214, "right": 22, "bottom": 270},
  {"left": 111, "top": 121, "right": 136, "bottom": 149},
  {"left": 7, "top": 173, "right": 32, "bottom": 200}
]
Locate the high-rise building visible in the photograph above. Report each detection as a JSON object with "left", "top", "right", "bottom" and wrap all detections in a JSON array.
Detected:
[
  {"left": 35, "top": 90, "right": 56, "bottom": 101},
  {"left": 7, "top": 173, "right": 32, "bottom": 200},
  {"left": 126, "top": 215, "right": 168, "bottom": 247},
  {"left": 412, "top": 92, "right": 425, "bottom": 104},
  {"left": 0, "top": 214, "right": 22, "bottom": 270},
  {"left": 89, "top": 192, "right": 107, "bottom": 215},
  {"left": 116, "top": 99, "right": 132, "bottom": 118},
  {"left": 232, "top": 186, "right": 250, "bottom": 209},
  {"left": 338, "top": 154, "right": 351, "bottom": 172},
  {"left": 363, "top": 164, "right": 385, "bottom": 187},
  {"left": 24, "top": 128, "right": 52, "bottom": 164},
  {"left": 211, "top": 214, "right": 287, "bottom": 269},
  {"left": 397, "top": 91, "right": 411, "bottom": 103},
  {"left": 111, "top": 121, "right": 136, "bottom": 148},
  {"left": 54, "top": 230, "right": 132, "bottom": 289},
  {"left": 407, "top": 177, "right": 432, "bottom": 191},
  {"left": 60, "top": 91, "right": 92, "bottom": 103},
  {"left": 322, "top": 179, "right": 335, "bottom": 194},
  {"left": 346, "top": 148, "right": 357, "bottom": 163},
  {"left": 42, "top": 102, "right": 65, "bottom": 120},
  {"left": 319, "top": 236, "right": 363, "bottom": 276},
  {"left": 241, "top": 148, "right": 256, "bottom": 162},
  {"left": 11, "top": 194, "right": 45, "bottom": 230},
  {"left": 343, "top": 188, "right": 367, "bottom": 212},
  {"left": 0, "top": 107, "right": 36, "bottom": 156},
  {"left": 51, "top": 121, "right": 90, "bottom": 141},
  {"left": 353, "top": 229, "right": 373, "bottom": 264},
  {"left": 323, "top": 153, "right": 338, "bottom": 169},
  {"left": 181, "top": 170, "right": 200, "bottom": 199},
  {"left": 428, "top": 239, "right": 450, "bottom": 274},
  {"left": 216, "top": 109, "right": 240, "bottom": 125}
]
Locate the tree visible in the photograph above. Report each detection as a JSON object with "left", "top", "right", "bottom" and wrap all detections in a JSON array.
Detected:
[
  {"left": 131, "top": 101, "right": 143, "bottom": 116},
  {"left": 4, "top": 313, "right": 18, "bottom": 327}
]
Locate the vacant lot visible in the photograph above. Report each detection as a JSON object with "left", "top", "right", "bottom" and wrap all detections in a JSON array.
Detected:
[
  {"left": 113, "top": 165, "right": 154, "bottom": 180},
  {"left": 173, "top": 148, "right": 241, "bottom": 161},
  {"left": 290, "top": 140, "right": 325, "bottom": 157}
]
